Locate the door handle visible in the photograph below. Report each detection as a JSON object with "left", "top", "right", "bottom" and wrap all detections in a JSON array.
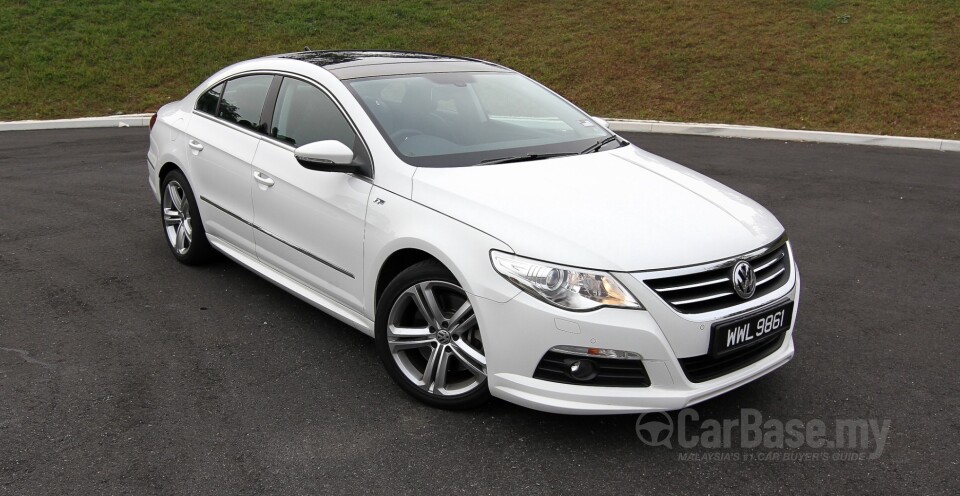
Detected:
[
  {"left": 253, "top": 171, "right": 275, "bottom": 187},
  {"left": 188, "top": 140, "right": 204, "bottom": 151}
]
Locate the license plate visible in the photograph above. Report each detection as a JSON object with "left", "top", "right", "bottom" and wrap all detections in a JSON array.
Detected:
[{"left": 711, "top": 301, "right": 794, "bottom": 356}]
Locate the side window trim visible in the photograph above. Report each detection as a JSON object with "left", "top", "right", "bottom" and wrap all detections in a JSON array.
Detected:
[
  {"left": 192, "top": 71, "right": 375, "bottom": 178},
  {"left": 212, "top": 83, "right": 222, "bottom": 115},
  {"left": 259, "top": 76, "right": 283, "bottom": 136},
  {"left": 213, "top": 83, "right": 223, "bottom": 116}
]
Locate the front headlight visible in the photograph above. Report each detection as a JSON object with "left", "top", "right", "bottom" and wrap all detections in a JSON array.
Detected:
[{"left": 490, "top": 251, "right": 643, "bottom": 311}]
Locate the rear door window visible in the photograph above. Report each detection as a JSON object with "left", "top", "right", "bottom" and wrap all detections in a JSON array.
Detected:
[{"left": 216, "top": 75, "right": 274, "bottom": 131}]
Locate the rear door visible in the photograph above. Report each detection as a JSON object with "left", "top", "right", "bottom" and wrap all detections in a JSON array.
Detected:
[
  {"left": 250, "top": 77, "right": 373, "bottom": 312},
  {"left": 186, "top": 74, "right": 275, "bottom": 254}
]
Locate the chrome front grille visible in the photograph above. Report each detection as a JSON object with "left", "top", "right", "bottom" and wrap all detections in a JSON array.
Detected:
[{"left": 644, "top": 239, "right": 792, "bottom": 314}]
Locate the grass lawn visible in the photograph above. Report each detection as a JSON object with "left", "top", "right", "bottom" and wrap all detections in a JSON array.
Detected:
[{"left": 1, "top": 0, "right": 957, "bottom": 139}]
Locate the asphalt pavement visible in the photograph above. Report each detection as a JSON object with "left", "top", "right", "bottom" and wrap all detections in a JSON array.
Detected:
[{"left": 0, "top": 127, "right": 957, "bottom": 495}]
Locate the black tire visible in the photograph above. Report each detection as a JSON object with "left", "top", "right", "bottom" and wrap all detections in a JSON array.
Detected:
[
  {"left": 160, "top": 170, "right": 214, "bottom": 265},
  {"left": 375, "top": 260, "right": 490, "bottom": 409}
]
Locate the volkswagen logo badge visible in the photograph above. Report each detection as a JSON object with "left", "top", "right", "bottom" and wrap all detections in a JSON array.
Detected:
[{"left": 732, "top": 261, "right": 757, "bottom": 299}]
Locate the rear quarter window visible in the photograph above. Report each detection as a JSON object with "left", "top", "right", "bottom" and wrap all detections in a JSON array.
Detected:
[{"left": 195, "top": 83, "right": 224, "bottom": 115}]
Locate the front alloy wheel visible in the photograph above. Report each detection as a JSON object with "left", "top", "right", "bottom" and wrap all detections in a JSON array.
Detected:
[{"left": 376, "top": 262, "right": 490, "bottom": 409}]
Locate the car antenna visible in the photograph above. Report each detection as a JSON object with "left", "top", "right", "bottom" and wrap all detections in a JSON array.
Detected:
[{"left": 304, "top": 45, "right": 311, "bottom": 51}]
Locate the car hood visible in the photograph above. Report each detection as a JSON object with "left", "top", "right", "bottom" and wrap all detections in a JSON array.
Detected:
[{"left": 411, "top": 145, "right": 784, "bottom": 271}]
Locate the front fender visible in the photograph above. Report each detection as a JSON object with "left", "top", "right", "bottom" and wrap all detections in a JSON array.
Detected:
[{"left": 363, "top": 186, "right": 521, "bottom": 317}]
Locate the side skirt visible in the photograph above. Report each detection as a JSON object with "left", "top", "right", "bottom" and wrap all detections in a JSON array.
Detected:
[{"left": 206, "top": 233, "right": 375, "bottom": 337}]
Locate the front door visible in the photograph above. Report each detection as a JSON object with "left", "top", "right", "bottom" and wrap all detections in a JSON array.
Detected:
[{"left": 250, "top": 77, "right": 372, "bottom": 312}]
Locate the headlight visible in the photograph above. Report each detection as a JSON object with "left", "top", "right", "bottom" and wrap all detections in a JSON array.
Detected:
[{"left": 490, "top": 251, "right": 643, "bottom": 311}]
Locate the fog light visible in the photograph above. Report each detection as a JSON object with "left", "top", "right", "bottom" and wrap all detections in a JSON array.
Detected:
[
  {"left": 568, "top": 359, "right": 598, "bottom": 381},
  {"left": 550, "top": 345, "right": 642, "bottom": 360}
]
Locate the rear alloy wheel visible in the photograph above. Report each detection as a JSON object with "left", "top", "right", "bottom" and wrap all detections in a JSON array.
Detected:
[
  {"left": 376, "top": 261, "right": 490, "bottom": 409},
  {"left": 160, "top": 171, "right": 213, "bottom": 264}
]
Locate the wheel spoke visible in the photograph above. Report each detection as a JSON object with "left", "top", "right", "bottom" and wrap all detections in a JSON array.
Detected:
[
  {"left": 434, "top": 347, "right": 451, "bottom": 393},
  {"left": 447, "top": 300, "right": 473, "bottom": 329},
  {"left": 404, "top": 286, "right": 439, "bottom": 329},
  {"left": 387, "top": 325, "right": 434, "bottom": 352},
  {"left": 418, "top": 282, "right": 446, "bottom": 327},
  {"left": 450, "top": 313, "right": 477, "bottom": 336},
  {"left": 450, "top": 346, "right": 487, "bottom": 380},
  {"left": 420, "top": 344, "right": 443, "bottom": 391},
  {"left": 181, "top": 199, "right": 193, "bottom": 238},
  {"left": 163, "top": 208, "right": 182, "bottom": 226},
  {"left": 387, "top": 325, "right": 431, "bottom": 338},
  {"left": 175, "top": 224, "right": 187, "bottom": 252},
  {"left": 166, "top": 183, "right": 183, "bottom": 211},
  {"left": 388, "top": 337, "right": 435, "bottom": 352},
  {"left": 451, "top": 339, "right": 487, "bottom": 368}
]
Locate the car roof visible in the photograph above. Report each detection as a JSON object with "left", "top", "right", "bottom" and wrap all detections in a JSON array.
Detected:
[{"left": 271, "top": 50, "right": 512, "bottom": 80}]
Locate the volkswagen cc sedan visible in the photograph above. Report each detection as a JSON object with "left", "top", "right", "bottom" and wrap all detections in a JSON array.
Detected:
[{"left": 147, "top": 50, "right": 799, "bottom": 414}]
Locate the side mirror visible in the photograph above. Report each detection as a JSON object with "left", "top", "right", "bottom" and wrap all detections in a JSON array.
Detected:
[
  {"left": 592, "top": 117, "right": 610, "bottom": 129},
  {"left": 294, "top": 140, "right": 359, "bottom": 173}
]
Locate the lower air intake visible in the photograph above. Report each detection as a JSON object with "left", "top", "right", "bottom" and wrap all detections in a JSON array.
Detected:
[{"left": 533, "top": 351, "right": 651, "bottom": 387}]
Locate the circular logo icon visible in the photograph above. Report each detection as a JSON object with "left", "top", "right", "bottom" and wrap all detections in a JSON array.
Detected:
[
  {"left": 435, "top": 329, "right": 452, "bottom": 345},
  {"left": 732, "top": 260, "right": 757, "bottom": 299},
  {"left": 635, "top": 412, "right": 674, "bottom": 447}
]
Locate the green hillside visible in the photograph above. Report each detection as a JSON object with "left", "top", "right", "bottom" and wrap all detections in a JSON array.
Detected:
[{"left": 1, "top": 0, "right": 957, "bottom": 138}]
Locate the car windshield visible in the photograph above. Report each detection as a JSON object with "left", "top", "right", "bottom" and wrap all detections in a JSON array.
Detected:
[{"left": 346, "top": 72, "right": 616, "bottom": 167}]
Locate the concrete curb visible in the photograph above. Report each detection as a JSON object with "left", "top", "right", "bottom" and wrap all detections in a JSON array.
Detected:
[
  {"left": 0, "top": 114, "right": 154, "bottom": 131},
  {"left": 605, "top": 118, "right": 960, "bottom": 152},
  {"left": 1, "top": 113, "right": 957, "bottom": 152}
]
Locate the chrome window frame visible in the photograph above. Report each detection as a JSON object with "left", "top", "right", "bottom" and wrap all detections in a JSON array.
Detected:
[{"left": 191, "top": 70, "right": 375, "bottom": 179}]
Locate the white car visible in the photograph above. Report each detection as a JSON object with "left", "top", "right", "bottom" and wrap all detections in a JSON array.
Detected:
[{"left": 147, "top": 50, "right": 799, "bottom": 414}]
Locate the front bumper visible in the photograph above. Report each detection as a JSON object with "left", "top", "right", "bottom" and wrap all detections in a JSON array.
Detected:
[{"left": 474, "top": 261, "right": 800, "bottom": 415}]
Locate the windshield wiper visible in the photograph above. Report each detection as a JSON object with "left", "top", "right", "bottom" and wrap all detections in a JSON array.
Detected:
[
  {"left": 479, "top": 152, "right": 577, "bottom": 165},
  {"left": 478, "top": 136, "right": 625, "bottom": 165},
  {"left": 580, "top": 135, "right": 623, "bottom": 154}
]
